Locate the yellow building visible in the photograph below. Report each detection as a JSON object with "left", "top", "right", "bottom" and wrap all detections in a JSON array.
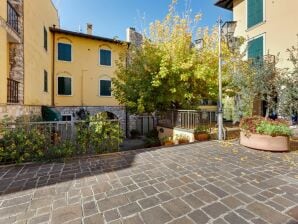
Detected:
[
  {"left": 216, "top": 0, "right": 298, "bottom": 68},
  {"left": 215, "top": 0, "right": 298, "bottom": 115},
  {"left": 0, "top": 0, "right": 133, "bottom": 128},
  {"left": 50, "top": 27, "right": 128, "bottom": 125},
  {"left": 0, "top": 0, "right": 59, "bottom": 118}
]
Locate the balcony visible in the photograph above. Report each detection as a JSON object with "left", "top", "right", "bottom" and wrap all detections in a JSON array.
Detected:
[
  {"left": 4, "top": 1, "right": 21, "bottom": 43},
  {"left": 7, "top": 1, "right": 19, "bottom": 33},
  {"left": 7, "top": 78, "right": 20, "bottom": 104}
]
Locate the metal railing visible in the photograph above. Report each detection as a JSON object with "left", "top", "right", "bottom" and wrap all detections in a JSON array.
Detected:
[
  {"left": 157, "top": 110, "right": 217, "bottom": 130},
  {"left": 7, "top": 1, "right": 19, "bottom": 33},
  {"left": 7, "top": 78, "right": 19, "bottom": 103}
]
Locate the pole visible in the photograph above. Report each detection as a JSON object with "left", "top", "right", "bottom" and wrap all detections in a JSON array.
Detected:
[{"left": 218, "top": 17, "right": 224, "bottom": 141}]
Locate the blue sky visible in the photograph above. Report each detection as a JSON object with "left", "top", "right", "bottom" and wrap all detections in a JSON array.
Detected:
[{"left": 52, "top": 0, "right": 232, "bottom": 40}]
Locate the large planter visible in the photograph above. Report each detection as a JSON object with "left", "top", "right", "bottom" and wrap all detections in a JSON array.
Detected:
[
  {"left": 195, "top": 132, "right": 209, "bottom": 141},
  {"left": 240, "top": 132, "right": 289, "bottom": 152}
]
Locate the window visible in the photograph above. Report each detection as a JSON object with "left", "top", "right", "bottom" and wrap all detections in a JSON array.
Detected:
[
  {"left": 248, "top": 36, "right": 264, "bottom": 61},
  {"left": 100, "top": 49, "right": 112, "bottom": 66},
  {"left": 247, "top": 0, "right": 263, "bottom": 28},
  {"left": 44, "top": 70, "right": 48, "bottom": 92},
  {"left": 62, "top": 115, "right": 72, "bottom": 121},
  {"left": 58, "top": 43, "right": 72, "bottom": 61},
  {"left": 99, "top": 80, "right": 111, "bottom": 96},
  {"left": 44, "top": 27, "right": 48, "bottom": 51},
  {"left": 58, "top": 76, "right": 72, "bottom": 95}
]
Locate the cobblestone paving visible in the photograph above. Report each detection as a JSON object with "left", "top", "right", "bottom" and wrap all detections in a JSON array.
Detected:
[{"left": 0, "top": 141, "right": 298, "bottom": 224}]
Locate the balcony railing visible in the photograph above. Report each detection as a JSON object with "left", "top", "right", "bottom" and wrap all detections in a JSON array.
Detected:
[
  {"left": 7, "top": 78, "right": 19, "bottom": 103},
  {"left": 7, "top": 1, "right": 19, "bottom": 33}
]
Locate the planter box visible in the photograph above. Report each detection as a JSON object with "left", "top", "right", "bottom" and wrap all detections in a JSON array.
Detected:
[{"left": 240, "top": 132, "right": 289, "bottom": 152}]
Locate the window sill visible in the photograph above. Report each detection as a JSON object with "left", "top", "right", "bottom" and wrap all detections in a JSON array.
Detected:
[
  {"left": 57, "top": 60, "right": 72, "bottom": 63},
  {"left": 246, "top": 21, "right": 266, "bottom": 32},
  {"left": 98, "top": 95, "right": 113, "bottom": 98},
  {"left": 99, "top": 64, "right": 113, "bottom": 68},
  {"left": 57, "top": 94, "right": 73, "bottom": 97}
]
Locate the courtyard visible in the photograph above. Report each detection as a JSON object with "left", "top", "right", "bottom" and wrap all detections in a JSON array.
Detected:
[{"left": 0, "top": 141, "right": 297, "bottom": 224}]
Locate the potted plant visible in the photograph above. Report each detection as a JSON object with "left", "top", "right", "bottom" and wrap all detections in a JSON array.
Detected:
[
  {"left": 240, "top": 116, "right": 292, "bottom": 151},
  {"left": 161, "top": 136, "right": 174, "bottom": 146},
  {"left": 176, "top": 134, "right": 190, "bottom": 144},
  {"left": 194, "top": 125, "right": 209, "bottom": 141}
]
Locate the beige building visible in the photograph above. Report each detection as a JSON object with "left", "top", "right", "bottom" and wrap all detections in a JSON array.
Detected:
[
  {"left": 215, "top": 0, "right": 298, "bottom": 115},
  {"left": 216, "top": 0, "right": 298, "bottom": 68}
]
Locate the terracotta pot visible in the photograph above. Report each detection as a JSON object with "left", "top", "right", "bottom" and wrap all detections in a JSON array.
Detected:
[
  {"left": 240, "top": 132, "right": 289, "bottom": 152},
  {"left": 178, "top": 140, "right": 190, "bottom": 144},
  {"left": 164, "top": 141, "right": 174, "bottom": 146},
  {"left": 195, "top": 132, "right": 209, "bottom": 141}
]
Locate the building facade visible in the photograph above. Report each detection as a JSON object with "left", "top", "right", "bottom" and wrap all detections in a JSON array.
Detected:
[
  {"left": 0, "top": 0, "right": 136, "bottom": 131},
  {"left": 215, "top": 0, "right": 298, "bottom": 115}
]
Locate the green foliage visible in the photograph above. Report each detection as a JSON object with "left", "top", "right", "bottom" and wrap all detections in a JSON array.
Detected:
[
  {"left": 256, "top": 121, "right": 292, "bottom": 137},
  {"left": 113, "top": 0, "right": 237, "bottom": 114},
  {"left": 240, "top": 116, "right": 292, "bottom": 137},
  {"left": 130, "top": 129, "right": 141, "bottom": 139},
  {"left": 0, "top": 113, "right": 123, "bottom": 164},
  {"left": 144, "top": 129, "right": 161, "bottom": 147},
  {"left": 195, "top": 125, "right": 209, "bottom": 133}
]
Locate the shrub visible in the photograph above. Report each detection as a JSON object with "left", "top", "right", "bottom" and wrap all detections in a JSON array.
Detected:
[
  {"left": 175, "top": 134, "right": 190, "bottom": 144},
  {"left": 130, "top": 129, "right": 140, "bottom": 139},
  {"left": 240, "top": 116, "right": 292, "bottom": 137},
  {"left": 195, "top": 125, "right": 209, "bottom": 133},
  {"left": 144, "top": 129, "right": 161, "bottom": 148}
]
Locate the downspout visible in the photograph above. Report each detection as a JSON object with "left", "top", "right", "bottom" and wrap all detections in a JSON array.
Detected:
[{"left": 51, "top": 25, "right": 56, "bottom": 106}]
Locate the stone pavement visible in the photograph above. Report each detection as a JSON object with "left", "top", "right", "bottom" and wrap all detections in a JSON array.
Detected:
[{"left": 0, "top": 141, "right": 297, "bottom": 224}]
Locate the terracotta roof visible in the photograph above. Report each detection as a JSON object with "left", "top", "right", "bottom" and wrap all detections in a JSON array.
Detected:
[
  {"left": 49, "top": 27, "right": 127, "bottom": 45},
  {"left": 214, "top": 0, "right": 233, "bottom": 10}
]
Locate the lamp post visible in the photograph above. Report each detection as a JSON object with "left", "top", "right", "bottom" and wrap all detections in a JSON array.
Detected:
[{"left": 217, "top": 18, "right": 237, "bottom": 141}]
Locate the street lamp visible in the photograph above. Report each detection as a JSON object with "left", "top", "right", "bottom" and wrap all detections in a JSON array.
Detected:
[{"left": 218, "top": 17, "right": 237, "bottom": 141}]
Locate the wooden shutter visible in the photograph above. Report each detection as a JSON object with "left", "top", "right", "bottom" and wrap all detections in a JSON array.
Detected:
[
  {"left": 100, "top": 80, "right": 111, "bottom": 96},
  {"left": 58, "top": 43, "right": 72, "bottom": 61},
  {"left": 247, "top": 0, "right": 263, "bottom": 28},
  {"left": 100, "top": 50, "right": 111, "bottom": 66}
]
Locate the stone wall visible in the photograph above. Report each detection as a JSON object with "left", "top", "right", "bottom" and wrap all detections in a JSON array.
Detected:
[
  {"left": 0, "top": 105, "right": 41, "bottom": 120},
  {"left": 9, "top": 0, "right": 24, "bottom": 104}
]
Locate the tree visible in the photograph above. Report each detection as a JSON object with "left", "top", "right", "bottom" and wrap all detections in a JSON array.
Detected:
[{"left": 113, "top": 0, "right": 237, "bottom": 114}]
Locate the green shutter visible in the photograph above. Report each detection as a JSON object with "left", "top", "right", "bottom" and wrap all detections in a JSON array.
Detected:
[
  {"left": 58, "top": 77, "right": 71, "bottom": 95},
  {"left": 100, "top": 50, "right": 111, "bottom": 66},
  {"left": 248, "top": 36, "right": 263, "bottom": 64},
  {"left": 100, "top": 80, "right": 111, "bottom": 96},
  {"left": 247, "top": 0, "right": 263, "bottom": 28},
  {"left": 58, "top": 43, "right": 72, "bottom": 61},
  {"left": 44, "top": 70, "right": 48, "bottom": 92}
]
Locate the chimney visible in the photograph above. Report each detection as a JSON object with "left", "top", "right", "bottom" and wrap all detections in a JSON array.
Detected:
[
  {"left": 126, "top": 27, "right": 143, "bottom": 46},
  {"left": 87, "top": 23, "right": 93, "bottom": 35}
]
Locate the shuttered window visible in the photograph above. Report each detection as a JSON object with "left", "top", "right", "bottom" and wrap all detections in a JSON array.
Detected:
[
  {"left": 248, "top": 36, "right": 263, "bottom": 64},
  {"left": 44, "top": 70, "right": 48, "bottom": 92},
  {"left": 58, "top": 43, "right": 72, "bottom": 61},
  {"left": 247, "top": 0, "right": 263, "bottom": 28},
  {"left": 44, "top": 27, "right": 48, "bottom": 51},
  {"left": 100, "top": 80, "right": 111, "bottom": 96},
  {"left": 100, "top": 49, "right": 112, "bottom": 66},
  {"left": 58, "top": 77, "right": 72, "bottom": 95}
]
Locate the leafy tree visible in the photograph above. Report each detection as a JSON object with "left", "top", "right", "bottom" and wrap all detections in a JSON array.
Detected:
[{"left": 113, "top": 0, "right": 237, "bottom": 114}]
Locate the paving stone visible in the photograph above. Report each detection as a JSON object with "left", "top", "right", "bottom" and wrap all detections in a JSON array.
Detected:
[
  {"left": 125, "top": 189, "right": 146, "bottom": 202},
  {"left": 0, "top": 203, "right": 29, "bottom": 218},
  {"left": 51, "top": 204, "right": 82, "bottom": 224},
  {"left": 213, "top": 218, "right": 229, "bottom": 224},
  {"left": 251, "top": 218, "right": 269, "bottom": 224},
  {"left": 286, "top": 206, "right": 298, "bottom": 220},
  {"left": 162, "top": 198, "right": 191, "bottom": 218},
  {"left": 193, "top": 189, "right": 218, "bottom": 203},
  {"left": 202, "top": 202, "right": 229, "bottom": 219},
  {"left": 221, "top": 196, "right": 244, "bottom": 209},
  {"left": 83, "top": 201, "right": 98, "bottom": 217},
  {"left": 141, "top": 206, "right": 172, "bottom": 224},
  {"left": 92, "top": 182, "right": 112, "bottom": 194},
  {"left": 104, "top": 209, "right": 120, "bottom": 222},
  {"left": 83, "top": 214, "right": 105, "bottom": 224},
  {"left": 235, "top": 208, "right": 256, "bottom": 220},
  {"left": 237, "top": 183, "right": 262, "bottom": 195},
  {"left": 247, "top": 202, "right": 290, "bottom": 224},
  {"left": 1, "top": 195, "right": 31, "bottom": 208},
  {"left": 182, "top": 194, "right": 204, "bottom": 209},
  {"left": 142, "top": 186, "right": 159, "bottom": 196},
  {"left": 122, "top": 214, "right": 143, "bottom": 224},
  {"left": 168, "top": 216, "right": 194, "bottom": 224},
  {"left": 188, "top": 209, "right": 210, "bottom": 224},
  {"left": 30, "top": 197, "right": 52, "bottom": 209},
  {"left": 138, "top": 196, "right": 160, "bottom": 209},
  {"left": 224, "top": 212, "right": 250, "bottom": 224},
  {"left": 118, "top": 202, "right": 141, "bottom": 217},
  {"left": 28, "top": 214, "right": 50, "bottom": 224},
  {"left": 166, "top": 178, "right": 184, "bottom": 188},
  {"left": 97, "top": 195, "right": 129, "bottom": 212},
  {"left": 157, "top": 192, "right": 173, "bottom": 202}
]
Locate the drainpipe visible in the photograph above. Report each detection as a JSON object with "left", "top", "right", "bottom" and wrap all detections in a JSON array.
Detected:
[{"left": 51, "top": 25, "right": 56, "bottom": 106}]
